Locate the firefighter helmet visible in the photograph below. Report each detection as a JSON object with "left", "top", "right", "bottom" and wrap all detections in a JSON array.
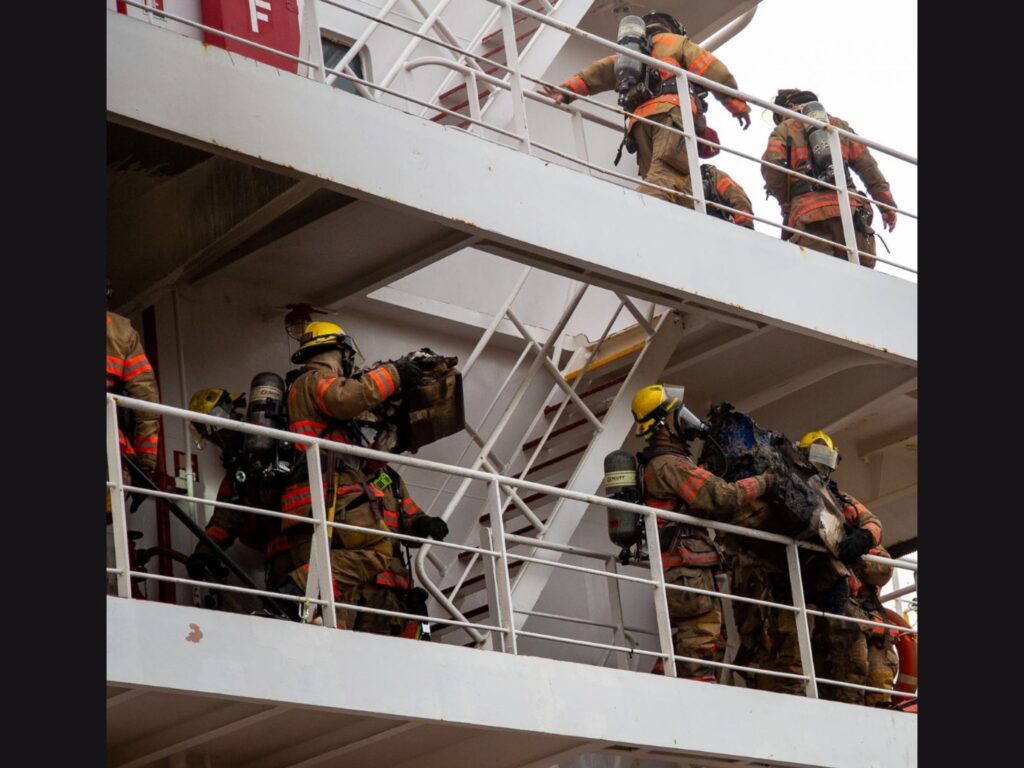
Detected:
[
  {"left": 188, "top": 388, "right": 244, "bottom": 447},
  {"left": 797, "top": 430, "right": 840, "bottom": 472},
  {"left": 631, "top": 384, "right": 685, "bottom": 438},
  {"left": 290, "top": 321, "right": 360, "bottom": 366},
  {"left": 771, "top": 89, "right": 819, "bottom": 124},
  {"left": 642, "top": 11, "right": 685, "bottom": 35}
]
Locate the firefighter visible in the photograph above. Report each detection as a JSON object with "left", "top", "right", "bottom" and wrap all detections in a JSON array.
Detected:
[
  {"left": 796, "top": 430, "right": 883, "bottom": 705},
  {"left": 849, "top": 543, "right": 900, "bottom": 707},
  {"left": 106, "top": 293, "right": 161, "bottom": 593},
  {"left": 631, "top": 384, "right": 774, "bottom": 681},
  {"left": 106, "top": 308, "right": 161, "bottom": 478},
  {"left": 184, "top": 388, "right": 294, "bottom": 595},
  {"left": 701, "top": 163, "right": 754, "bottom": 228},
  {"left": 542, "top": 12, "right": 750, "bottom": 210},
  {"left": 277, "top": 321, "right": 447, "bottom": 630},
  {"left": 349, "top": 464, "right": 446, "bottom": 638},
  {"left": 762, "top": 89, "right": 897, "bottom": 268}
]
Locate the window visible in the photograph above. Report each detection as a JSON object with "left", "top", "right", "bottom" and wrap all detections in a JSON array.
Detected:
[{"left": 321, "top": 35, "right": 365, "bottom": 95}]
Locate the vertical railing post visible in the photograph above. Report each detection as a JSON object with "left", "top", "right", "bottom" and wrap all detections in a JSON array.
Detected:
[
  {"left": 489, "top": 480, "right": 518, "bottom": 654},
  {"left": 643, "top": 510, "right": 677, "bottom": 677},
  {"left": 500, "top": 1, "right": 531, "bottom": 152},
  {"left": 106, "top": 398, "right": 132, "bottom": 599},
  {"left": 466, "top": 72, "right": 483, "bottom": 135},
  {"left": 827, "top": 127, "right": 860, "bottom": 265},
  {"left": 674, "top": 73, "right": 706, "bottom": 215},
  {"left": 605, "top": 557, "right": 629, "bottom": 670},
  {"left": 300, "top": 0, "right": 326, "bottom": 83},
  {"left": 305, "top": 445, "right": 338, "bottom": 628},
  {"left": 786, "top": 543, "right": 819, "bottom": 698},
  {"left": 479, "top": 526, "right": 505, "bottom": 651},
  {"left": 570, "top": 109, "right": 593, "bottom": 176}
]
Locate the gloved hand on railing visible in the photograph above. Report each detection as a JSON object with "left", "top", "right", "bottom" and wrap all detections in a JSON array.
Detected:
[
  {"left": 736, "top": 111, "right": 751, "bottom": 130},
  {"left": 186, "top": 550, "right": 229, "bottom": 582},
  {"left": 409, "top": 515, "right": 449, "bottom": 542},
  {"left": 836, "top": 527, "right": 874, "bottom": 565},
  {"left": 881, "top": 207, "right": 897, "bottom": 232}
]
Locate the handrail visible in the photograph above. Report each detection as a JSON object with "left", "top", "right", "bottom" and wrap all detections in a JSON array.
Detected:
[
  {"left": 115, "top": 0, "right": 917, "bottom": 273},
  {"left": 107, "top": 394, "right": 917, "bottom": 699}
]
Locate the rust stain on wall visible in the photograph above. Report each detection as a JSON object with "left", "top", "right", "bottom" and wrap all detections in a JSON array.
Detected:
[{"left": 185, "top": 623, "right": 203, "bottom": 643}]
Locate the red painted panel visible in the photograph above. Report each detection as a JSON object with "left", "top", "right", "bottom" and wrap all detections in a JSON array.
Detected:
[{"left": 201, "top": 0, "right": 300, "bottom": 74}]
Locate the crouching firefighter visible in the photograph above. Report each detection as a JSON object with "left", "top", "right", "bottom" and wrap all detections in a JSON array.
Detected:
[
  {"left": 350, "top": 465, "right": 448, "bottom": 639},
  {"left": 184, "top": 387, "right": 294, "bottom": 597},
  {"left": 542, "top": 12, "right": 750, "bottom": 211},
  {"left": 626, "top": 384, "right": 774, "bottom": 681},
  {"left": 701, "top": 163, "right": 754, "bottom": 228},
  {"left": 275, "top": 321, "right": 442, "bottom": 629}
]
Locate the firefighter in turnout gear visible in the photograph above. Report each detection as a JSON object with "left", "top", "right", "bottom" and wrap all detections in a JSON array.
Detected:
[
  {"left": 849, "top": 543, "right": 900, "bottom": 707},
  {"left": 542, "top": 12, "right": 750, "bottom": 210},
  {"left": 184, "top": 388, "right": 294, "bottom": 594},
  {"left": 106, "top": 300, "right": 161, "bottom": 593},
  {"left": 796, "top": 430, "right": 883, "bottom": 705},
  {"left": 701, "top": 164, "right": 754, "bottom": 228},
  {"left": 278, "top": 321, "right": 447, "bottom": 630},
  {"left": 631, "top": 384, "right": 774, "bottom": 680},
  {"left": 762, "top": 89, "right": 897, "bottom": 268},
  {"left": 106, "top": 310, "right": 161, "bottom": 476},
  {"left": 349, "top": 466, "right": 447, "bottom": 638}
]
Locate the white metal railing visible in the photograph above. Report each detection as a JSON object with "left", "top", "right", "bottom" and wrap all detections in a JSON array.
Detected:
[
  {"left": 107, "top": 393, "right": 918, "bottom": 702},
  {"left": 113, "top": 0, "right": 917, "bottom": 275}
]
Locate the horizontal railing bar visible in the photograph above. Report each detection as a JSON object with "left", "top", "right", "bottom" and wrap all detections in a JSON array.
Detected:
[
  {"left": 116, "top": 482, "right": 502, "bottom": 558},
  {"left": 515, "top": 608, "right": 656, "bottom": 636},
  {"left": 112, "top": 570, "right": 509, "bottom": 633},
  {"left": 504, "top": 532, "right": 615, "bottom": 560},
  {"left": 109, "top": 395, "right": 919, "bottom": 567},
  {"left": 503, "top": 552, "right": 657, "bottom": 586}
]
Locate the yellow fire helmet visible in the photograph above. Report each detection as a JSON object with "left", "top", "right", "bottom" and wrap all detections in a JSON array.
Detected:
[
  {"left": 631, "top": 384, "right": 684, "bottom": 438},
  {"left": 797, "top": 430, "right": 839, "bottom": 471},
  {"left": 187, "top": 388, "right": 243, "bottom": 446},
  {"left": 290, "top": 320, "right": 362, "bottom": 366}
]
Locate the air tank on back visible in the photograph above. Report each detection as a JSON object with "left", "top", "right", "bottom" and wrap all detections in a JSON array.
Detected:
[
  {"left": 604, "top": 450, "right": 643, "bottom": 547},
  {"left": 242, "top": 372, "right": 287, "bottom": 473}
]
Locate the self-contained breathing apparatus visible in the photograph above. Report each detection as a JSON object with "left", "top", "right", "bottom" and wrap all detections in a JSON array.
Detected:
[
  {"left": 611, "top": 14, "right": 718, "bottom": 166},
  {"left": 603, "top": 402, "right": 710, "bottom": 564},
  {"left": 701, "top": 165, "right": 732, "bottom": 222}
]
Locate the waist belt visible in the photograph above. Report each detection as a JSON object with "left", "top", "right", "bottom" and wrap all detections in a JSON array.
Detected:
[{"left": 661, "top": 548, "right": 722, "bottom": 568}]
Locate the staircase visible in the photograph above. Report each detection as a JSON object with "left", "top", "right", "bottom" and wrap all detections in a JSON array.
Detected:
[
  {"left": 427, "top": 0, "right": 560, "bottom": 128},
  {"left": 428, "top": 310, "right": 685, "bottom": 645}
]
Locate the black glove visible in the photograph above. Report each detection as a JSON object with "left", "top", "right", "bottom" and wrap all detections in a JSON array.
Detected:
[
  {"left": 393, "top": 360, "right": 423, "bottom": 392},
  {"left": 836, "top": 527, "right": 874, "bottom": 565},
  {"left": 186, "top": 551, "right": 229, "bottom": 582},
  {"left": 409, "top": 515, "right": 449, "bottom": 541}
]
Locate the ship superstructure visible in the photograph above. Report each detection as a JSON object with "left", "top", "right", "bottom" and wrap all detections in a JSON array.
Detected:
[{"left": 106, "top": 2, "right": 918, "bottom": 766}]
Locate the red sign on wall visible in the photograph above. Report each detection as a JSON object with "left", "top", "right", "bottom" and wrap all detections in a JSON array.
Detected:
[
  {"left": 117, "top": 0, "right": 164, "bottom": 13},
  {"left": 200, "top": 0, "right": 301, "bottom": 74}
]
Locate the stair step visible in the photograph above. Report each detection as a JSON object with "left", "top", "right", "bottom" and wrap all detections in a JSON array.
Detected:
[
  {"left": 441, "top": 559, "right": 524, "bottom": 598},
  {"left": 479, "top": 0, "right": 548, "bottom": 46},
  {"left": 544, "top": 374, "right": 627, "bottom": 417},
  {"left": 522, "top": 409, "right": 608, "bottom": 452}
]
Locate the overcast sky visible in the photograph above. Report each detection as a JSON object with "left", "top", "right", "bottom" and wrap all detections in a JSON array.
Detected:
[{"left": 707, "top": 0, "right": 917, "bottom": 280}]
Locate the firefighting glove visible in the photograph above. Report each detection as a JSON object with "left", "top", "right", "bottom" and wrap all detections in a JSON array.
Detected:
[
  {"left": 736, "top": 111, "right": 751, "bottom": 130},
  {"left": 186, "top": 551, "right": 229, "bottom": 582},
  {"left": 409, "top": 515, "right": 449, "bottom": 542},
  {"left": 393, "top": 360, "right": 424, "bottom": 392},
  {"left": 836, "top": 527, "right": 874, "bottom": 565}
]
